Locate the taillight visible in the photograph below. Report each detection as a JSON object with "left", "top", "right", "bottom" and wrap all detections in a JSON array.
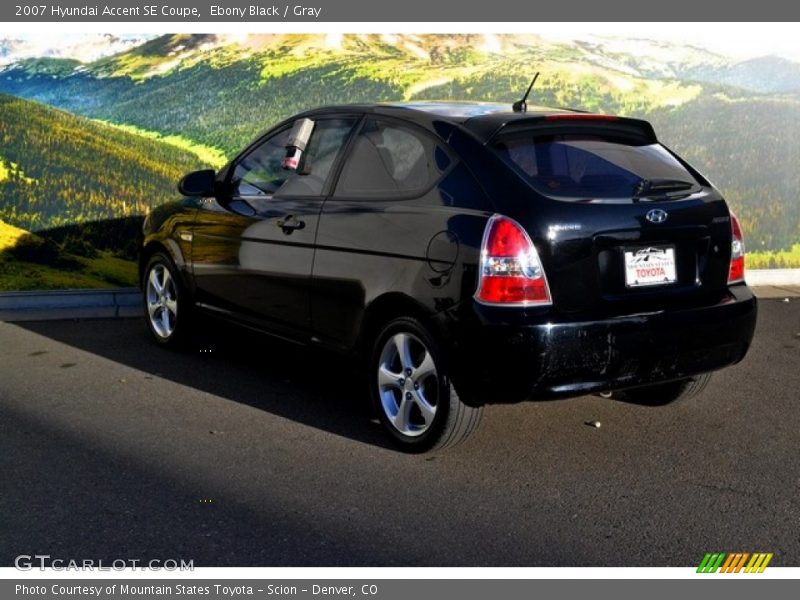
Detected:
[
  {"left": 475, "top": 214, "right": 552, "bottom": 306},
  {"left": 728, "top": 211, "right": 746, "bottom": 284}
]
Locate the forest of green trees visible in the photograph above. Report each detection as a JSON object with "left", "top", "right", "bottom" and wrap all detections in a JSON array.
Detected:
[
  {"left": 0, "top": 94, "right": 205, "bottom": 289},
  {"left": 0, "top": 94, "right": 204, "bottom": 231},
  {"left": 647, "top": 96, "right": 800, "bottom": 261}
]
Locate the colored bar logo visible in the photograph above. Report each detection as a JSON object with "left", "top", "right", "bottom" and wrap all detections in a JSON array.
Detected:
[{"left": 697, "top": 552, "right": 773, "bottom": 573}]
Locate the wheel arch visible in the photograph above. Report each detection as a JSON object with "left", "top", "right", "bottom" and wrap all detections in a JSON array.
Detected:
[
  {"left": 356, "top": 292, "right": 445, "bottom": 360},
  {"left": 138, "top": 238, "right": 189, "bottom": 289},
  {"left": 362, "top": 292, "right": 485, "bottom": 449}
]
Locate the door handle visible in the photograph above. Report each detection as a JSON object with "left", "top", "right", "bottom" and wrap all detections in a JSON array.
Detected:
[{"left": 276, "top": 215, "right": 305, "bottom": 233}]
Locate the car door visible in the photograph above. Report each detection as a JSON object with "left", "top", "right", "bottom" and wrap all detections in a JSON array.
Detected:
[
  {"left": 191, "top": 116, "right": 358, "bottom": 337},
  {"left": 312, "top": 117, "right": 474, "bottom": 349}
]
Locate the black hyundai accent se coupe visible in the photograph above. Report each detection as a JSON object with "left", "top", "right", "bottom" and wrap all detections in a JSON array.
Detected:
[{"left": 140, "top": 102, "right": 757, "bottom": 451}]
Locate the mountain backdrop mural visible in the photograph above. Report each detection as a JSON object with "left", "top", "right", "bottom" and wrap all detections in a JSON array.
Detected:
[{"left": 1, "top": 33, "right": 798, "bottom": 289}]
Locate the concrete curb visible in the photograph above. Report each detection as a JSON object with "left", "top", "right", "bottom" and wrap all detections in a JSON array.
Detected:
[
  {"left": 0, "top": 288, "right": 141, "bottom": 322},
  {"left": 1, "top": 271, "right": 799, "bottom": 322},
  {"left": 745, "top": 268, "right": 800, "bottom": 286}
]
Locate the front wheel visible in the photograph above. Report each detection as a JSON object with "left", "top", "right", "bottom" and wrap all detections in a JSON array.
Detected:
[
  {"left": 142, "top": 252, "right": 190, "bottom": 348},
  {"left": 370, "top": 317, "right": 483, "bottom": 452}
]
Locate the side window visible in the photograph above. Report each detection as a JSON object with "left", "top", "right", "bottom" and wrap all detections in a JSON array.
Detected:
[
  {"left": 232, "top": 118, "right": 355, "bottom": 197},
  {"left": 232, "top": 128, "right": 289, "bottom": 196},
  {"left": 335, "top": 119, "right": 451, "bottom": 198}
]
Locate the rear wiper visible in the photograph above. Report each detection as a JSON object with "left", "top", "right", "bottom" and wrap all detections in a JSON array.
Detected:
[{"left": 632, "top": 178, "right": 696, "bottom": 202}]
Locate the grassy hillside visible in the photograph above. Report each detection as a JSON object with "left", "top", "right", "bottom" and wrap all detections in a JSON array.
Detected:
[
  {"left": 0, "top": 56, "right": 399, "bottom": 157},
  {"left": 647, "top": 95, "right": 800, "bottom": 255},
  {"left": 0, "top": 93, "right": 206, "bottom": 232},
  {"left": 0, "top": 34, "right": 704, "bottom": 156},
  {"left": 0, "top": 94, "right": 208, "bottom": 289},
  {"left": 0, "top": 218, "right": 29, "bottom": 248},
  {"left": 0, "top": 218, "right": 139, "bottom": 290},
  {"left": 0, "top": 33, "right": 798, "bottom": 267},
  {"left": 684, "top": 56, "right": 800, "bottom": 94}
]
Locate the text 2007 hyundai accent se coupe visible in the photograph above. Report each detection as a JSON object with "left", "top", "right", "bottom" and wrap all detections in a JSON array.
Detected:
[{"left": 139, "top": 102, "right": 758, "bottom": 452}]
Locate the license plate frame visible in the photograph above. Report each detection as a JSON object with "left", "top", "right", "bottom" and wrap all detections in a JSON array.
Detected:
[{"left": 624, "top": 245, "right": 678, "bottom": 288}]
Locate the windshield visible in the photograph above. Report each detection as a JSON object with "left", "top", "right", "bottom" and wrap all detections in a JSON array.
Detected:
[{"left": 494, "top": 133, "right": 700, "bottom": 202}]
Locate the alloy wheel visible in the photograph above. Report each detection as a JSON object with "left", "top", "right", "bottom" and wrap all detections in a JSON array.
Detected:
[
  {"left": 377, "top": 332, "right": 440, "bottom": 437},
  {"left": 145, "top": 263, "right": 178, "bottom": 339}
]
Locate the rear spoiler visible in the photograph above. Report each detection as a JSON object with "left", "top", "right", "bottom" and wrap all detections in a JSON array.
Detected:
[{"left": 480, "top": 114, "right": 658, "bottom": 145}]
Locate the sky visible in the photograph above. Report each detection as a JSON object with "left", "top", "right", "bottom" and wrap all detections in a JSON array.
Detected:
[
  {"left": 1, "top": 24, "right": 800, "bottom": 64},
  {"left": 542, "top": 23, "right": 800, "bottom": 61}
]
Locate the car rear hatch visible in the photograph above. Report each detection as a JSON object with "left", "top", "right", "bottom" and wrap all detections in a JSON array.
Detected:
[{"left": 487, "top": 115, "right": 735, "bottom": 316}]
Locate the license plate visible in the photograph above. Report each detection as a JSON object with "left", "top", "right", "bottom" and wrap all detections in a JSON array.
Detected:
[{"left": 624, "top": 246, "right": 677, "bottom": 288}]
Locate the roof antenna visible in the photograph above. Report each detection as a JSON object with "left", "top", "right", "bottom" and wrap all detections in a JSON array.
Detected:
[{"left": 512, "top": 72, "right": 540, "bottom": 113}]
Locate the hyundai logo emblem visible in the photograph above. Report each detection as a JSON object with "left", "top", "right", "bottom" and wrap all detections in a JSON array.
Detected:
[{"left": 646, "top": 209, "right": 668, "bottom": 224}]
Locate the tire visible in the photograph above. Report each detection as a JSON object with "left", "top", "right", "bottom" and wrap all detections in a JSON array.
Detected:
[
  {"left": 612, "top": 373, "right": 712, "bottom": 406},
  {"left": 142, "top": 252, "right": 191, "bottom": 348},
  {"left": 370, "top": 316, "right": 483, "bottom": 452}
]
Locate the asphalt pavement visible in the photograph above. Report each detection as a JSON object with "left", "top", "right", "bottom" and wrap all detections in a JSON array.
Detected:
[{"left": 1, "top": 299, "right": 798, "bottom": 566}]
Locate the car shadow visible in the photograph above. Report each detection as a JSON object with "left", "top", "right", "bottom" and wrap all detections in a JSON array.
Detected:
[
  {"left": 19, "top": 314, "right": 393, "bottom": 450},
  {"left": 0, "top": 399, "right": 406, "bottom": 566}
]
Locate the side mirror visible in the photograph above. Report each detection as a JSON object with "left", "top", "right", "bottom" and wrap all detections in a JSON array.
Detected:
[{"left": 178, "top": 169, "right": 216, "bottom": 197}]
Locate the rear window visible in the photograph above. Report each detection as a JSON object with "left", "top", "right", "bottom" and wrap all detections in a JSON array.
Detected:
[{"left": 494, "top": 133, "right": 700, "bottom": 201}]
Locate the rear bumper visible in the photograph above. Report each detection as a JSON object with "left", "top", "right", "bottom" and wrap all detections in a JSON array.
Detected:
[{"left": 447, "top": 286, "right": 758, "bottom": 404}]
